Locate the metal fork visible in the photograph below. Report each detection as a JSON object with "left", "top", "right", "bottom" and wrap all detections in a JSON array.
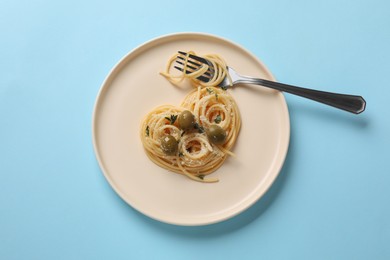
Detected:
[{"left": 175, "top": 51, "right": 366, "bottom": 114}]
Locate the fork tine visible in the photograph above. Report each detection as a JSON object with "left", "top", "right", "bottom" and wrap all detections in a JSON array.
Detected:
[
  {"left": 177, "top": 56, "right": 214, "bottom": 75},
  {"left": 175, "top": 59, "right": 200, "bottom": 71},
  {"left": 196, "top": 75, "right": 211, "bottom": 83},
  {"left": 175, "top": 60, "right": 212, "bottom": 78},
  {"left": 178, "top": 51, "right": 208, "bottom": 64},
  {"left": 174, "top": 64, "right": 211, "bottom": 80},
  {"left": 182, "top": 52, "right": 215, "bottom": 73},
  {"left": 176, "top": 51, "right": 218, "bottom": 83},
  {"left": 177, "top": 55, "right": 203, "bottom": 67},
  {"left": 173, "top": 65, "right": 210, "bottom": 83},
  {"left": 177, "top": 52, "right": 214, "bottom": 75},
  {"left": 174, "top": 65, "right": 183, "bottom": 72}
]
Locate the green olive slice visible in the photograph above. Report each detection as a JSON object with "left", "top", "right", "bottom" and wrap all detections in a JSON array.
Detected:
[
  {"left": 178, "top": 110, "right": 195, "bottom": 130},
  {"left": 206, "top": 125, "right": 226, "bottom": 144},
  {"left": 160, "top": 135, "right": 178, "bottom": 155}
]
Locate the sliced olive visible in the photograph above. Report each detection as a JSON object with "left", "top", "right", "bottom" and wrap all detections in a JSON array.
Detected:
[
  {"left": 178, "top": 110, "right": 195, "bottom": 130},
  {"left": 206, "top": 125, "right": 226, "bottom": 144},
  {"left": 160, "top": 135, "right": 178, "bottom": 155}
]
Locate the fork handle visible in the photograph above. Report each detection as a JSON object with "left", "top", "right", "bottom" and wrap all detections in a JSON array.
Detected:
[{"left": 239, "top": 77, "right": 366, "bottom": 114}]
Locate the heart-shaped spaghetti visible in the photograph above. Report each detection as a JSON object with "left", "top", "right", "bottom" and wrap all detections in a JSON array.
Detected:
[{"left": 140, "top": 52, "right": 241, "bottom": 183}]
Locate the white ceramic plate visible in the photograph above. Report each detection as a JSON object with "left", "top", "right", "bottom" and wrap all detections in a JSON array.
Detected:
[{"left": 92, "top": 32, "right": 290, "bottom": 226}]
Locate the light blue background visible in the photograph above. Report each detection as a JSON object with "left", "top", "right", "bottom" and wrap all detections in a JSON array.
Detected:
[{"left": 1, "top": 0, "right": 389, "bottom": 259}]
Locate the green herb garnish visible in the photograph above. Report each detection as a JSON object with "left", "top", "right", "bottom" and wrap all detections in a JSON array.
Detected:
[
  {"left": 194, "top": 123, "right": 205, "bottom": 133},
  {"left": 179, "top": 152, "right": 184, "bottom": 157},
  {"left": 220, "top": 86, "right": 228, "bottom": 91},
  {"left": 214, "top": 115, "right": 222, "bottom": 124},
  {"left": 206, "top": 88, "right": 214, "bottom": 94},
  {"left": 165, "top": 114, "right": 178, "bottom": 125},
  {"left": 198, "top": 175, "right": 205, "bottom": 180},
  {"left": 145, "top": 126, "right": 149, "bottom": 136},
  {"left": 206, "top": 87, "right": 218, "bottom": 100}
]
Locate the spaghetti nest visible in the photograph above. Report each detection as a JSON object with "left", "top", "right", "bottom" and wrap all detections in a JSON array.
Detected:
[{"left": 140, "top": 52, "right": 240, "bottom": 183}]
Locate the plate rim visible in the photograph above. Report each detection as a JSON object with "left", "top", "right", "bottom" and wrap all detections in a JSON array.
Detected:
[{"left": 92, "top": 32, "right": 290, "bottom": 226}]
